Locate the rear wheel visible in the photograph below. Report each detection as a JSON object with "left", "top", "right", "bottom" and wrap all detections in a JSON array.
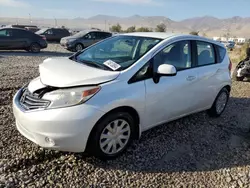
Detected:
[
  {"left": 207, "top": 87, "right": 229, "bottom": 117},
  {"left": 87, "top": 112, "right": 135, "bottom": 160},
  {"left": 29, "top": 43, "right": 41, "bottom": 53}
]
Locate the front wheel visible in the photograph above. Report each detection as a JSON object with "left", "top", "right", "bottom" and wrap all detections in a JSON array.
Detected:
[
  {"left": 75, "top": 43, "right": 83, "bottom": 52},
  {"left": 87, "top": 112, "right": 135, "bottom": 160},
  {"left": 207, "top": 88, "right": 229, "bottom": 117}
]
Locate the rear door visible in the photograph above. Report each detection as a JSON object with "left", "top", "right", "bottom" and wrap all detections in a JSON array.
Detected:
[
  {"left": 193, "top": 40, "right": 224, "bottom": 109},
  {"left": 11, "top": 30, "right": 30, "bottom": 48}
]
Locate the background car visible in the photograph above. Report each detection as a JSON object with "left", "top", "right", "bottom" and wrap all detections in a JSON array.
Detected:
[
  {"left": 0, "top": 28, "right": 47, "bottom": 53},
  {"left": 36, "top": 28, "right": 70, "bottom": 42},
  {"left": 24, "top": 26, "right": 40, "bottom": 33},
  {"left": 60, "top": 30, "right": 112, "bottom": 52}
]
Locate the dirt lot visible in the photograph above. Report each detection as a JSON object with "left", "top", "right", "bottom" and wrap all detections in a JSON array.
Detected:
[{"left": 1, "top": 44, "right": 250, "bottom": 187}]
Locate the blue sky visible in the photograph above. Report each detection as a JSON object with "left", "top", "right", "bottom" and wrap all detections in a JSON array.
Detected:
[{"left": 0, "top": 0, "right": 249, "bottom": 20}]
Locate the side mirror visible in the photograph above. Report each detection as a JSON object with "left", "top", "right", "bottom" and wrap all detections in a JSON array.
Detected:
[{"left": 157, "top": 64, "right": 177, "bottom": 76}]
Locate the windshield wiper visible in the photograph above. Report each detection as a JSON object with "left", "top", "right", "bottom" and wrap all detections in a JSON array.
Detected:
[{"left": 79, "top": 60, "right": 114, "bottom": 71}]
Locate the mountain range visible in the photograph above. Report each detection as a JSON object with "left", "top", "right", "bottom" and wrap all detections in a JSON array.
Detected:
[{"left": 1, "top": 15, "right": 250, "bottom": 38}]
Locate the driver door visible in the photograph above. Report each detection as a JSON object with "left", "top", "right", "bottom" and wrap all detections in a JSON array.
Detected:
[{"left": 143, "top": 40, "right": 200, "bottom": 129}]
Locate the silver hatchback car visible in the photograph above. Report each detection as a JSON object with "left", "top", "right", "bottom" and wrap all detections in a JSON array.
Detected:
[{"left": 13, "top": 32, "right": 232, "bottom": 160}]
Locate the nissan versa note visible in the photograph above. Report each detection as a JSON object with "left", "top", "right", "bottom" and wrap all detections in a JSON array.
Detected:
[{"left": 13, "top": 32, "right": 232, "bottom": 159}]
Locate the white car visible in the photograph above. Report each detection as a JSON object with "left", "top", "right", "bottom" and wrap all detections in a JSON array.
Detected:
[{"left": 13, "top": 32, "right": 232, "bottom": 159}]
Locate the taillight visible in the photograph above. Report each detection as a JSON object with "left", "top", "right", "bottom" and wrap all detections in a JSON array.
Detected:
[{"left": 229, "top": 59, "right": 232, "bottom": 72}]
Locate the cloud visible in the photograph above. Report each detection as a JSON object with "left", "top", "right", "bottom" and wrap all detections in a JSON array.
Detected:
[
  {"left": 0, "top": 0, "right": 31, "bottom": 7},
  {"left": 92, "top": 0, "right": 161, "bottom": 6}
]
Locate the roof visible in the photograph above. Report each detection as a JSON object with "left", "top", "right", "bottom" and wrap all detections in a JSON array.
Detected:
[
  {"left": 0, "top": 27, "right": 28, "bottom": 31},
  {"left": 121, "top": 32, "right": 177, "bottom": 39}
]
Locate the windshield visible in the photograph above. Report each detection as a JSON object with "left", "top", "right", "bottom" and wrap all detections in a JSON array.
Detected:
[
  {"left": 74, "top": 35, "right": 162, "bottom": 71},
  {"left": 73, "top": 30, "right": 88, "bottom": 38},
  {"left": 35, "top": 28, "right": 47, "bottom": 34}
]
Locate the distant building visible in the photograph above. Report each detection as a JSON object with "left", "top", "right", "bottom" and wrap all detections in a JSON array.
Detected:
[{"left": 213, "top": 36, "right": 246, "bottom": 43}]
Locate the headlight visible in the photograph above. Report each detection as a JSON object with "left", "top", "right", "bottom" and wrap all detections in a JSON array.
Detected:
[{"left": 42, "top": 86, "right": 101, "bottom": 109}]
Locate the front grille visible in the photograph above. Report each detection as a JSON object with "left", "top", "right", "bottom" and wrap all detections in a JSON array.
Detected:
[{"left": 19, "top": 87, "right": 50, "bottom": 111}]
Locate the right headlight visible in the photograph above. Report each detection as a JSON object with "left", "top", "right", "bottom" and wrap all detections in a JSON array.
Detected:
[{"left": 42, "top": 86, "right": 101, "bottom": 109}]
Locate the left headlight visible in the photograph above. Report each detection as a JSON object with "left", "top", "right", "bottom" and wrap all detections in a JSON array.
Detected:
[{"left": 42, "top": 86, "right": 101, "bottom": 109}]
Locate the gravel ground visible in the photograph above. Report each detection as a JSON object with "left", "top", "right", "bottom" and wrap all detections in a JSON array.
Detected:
[{"left": 1, "top": 44, "right": 250, "bottom": 187}]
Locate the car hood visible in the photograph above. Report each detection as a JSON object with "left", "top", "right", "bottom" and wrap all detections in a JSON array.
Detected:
[
  {"left": 39, "top": 57, "right": 120, "bottom": 87},
  {"left": 61, "top": 36, "right": 78, "bottom": 41}
]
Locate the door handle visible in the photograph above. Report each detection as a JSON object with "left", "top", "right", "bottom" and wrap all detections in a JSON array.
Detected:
[{"left": 186, "top": 76, "right": 196, "bottom": 81}]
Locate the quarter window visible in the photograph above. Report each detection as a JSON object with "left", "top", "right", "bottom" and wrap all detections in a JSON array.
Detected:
[
  {"left": 153, "top": 40, "right": 192, "bottom": 71},
  {"left": 197, "top": 41, "right": 215, "bottom": 66}
]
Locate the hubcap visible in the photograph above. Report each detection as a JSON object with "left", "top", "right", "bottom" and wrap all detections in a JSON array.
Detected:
[
  {"left": 99, "top": 119, "right": 131, "bottom": 155},
  {"left": 76, "top": 44, "right": 82, "bottom": 51},
  {"left": 216, "top": 92, "right": 228, "bottom": 114}
]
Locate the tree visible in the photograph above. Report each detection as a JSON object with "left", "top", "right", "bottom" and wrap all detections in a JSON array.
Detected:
[
  {"left": 155, "top": 23, "right": 166, "bottom": 32},
  {"left": 126, "top": 26, "right": 136, "bottom": 33},
  {"left": 110, "top": 23, "right": 122, "bottom": 32},
  {"left": 136, "top": 27, "right": 152, "bottom": 32},
  {"left": 189, "top": 31, "right": 199, "bottom": 35}
]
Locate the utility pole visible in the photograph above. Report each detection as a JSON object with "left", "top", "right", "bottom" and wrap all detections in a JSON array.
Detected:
[
  {"left": 54, "top": 17, "right": 57, "bottom": 27},
  {"left": 105, "top": 20, "right": 107, "bottom": 31},
  {"left": 29, "top": 13, "right": 32, "bottom": 24}
]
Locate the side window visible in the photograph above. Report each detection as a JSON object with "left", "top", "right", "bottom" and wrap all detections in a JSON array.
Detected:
[
  {"left": 0, "top": 29, "right": 7, "bottom": 36},
  {"left": 46, "top": 29, "right": 53, "bottom": 35},
  {"left": 153, "top": 40, "right": 192, "bottom": 71},
  {"left": 0, "top": 29, "right": 12, "bottom": 37},
  {"left": 197, "top": 41, "right": 215, "bottom": 66},
  {"left": 139, "top": 39, "right": 160, "bottom": 56},
  {"left": 84, "top": 32, "right": 96, "bottom": 39},
  {"left": 216, "top": 45, "right": 226, "bottom": 63}
]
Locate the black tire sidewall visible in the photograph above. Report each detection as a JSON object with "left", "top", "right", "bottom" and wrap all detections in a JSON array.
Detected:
[
  {"left": 75, "top": 43, "right": 83, "bottom": 52},
  {"left": 30, "top": 43, "right": 41, "bottom": 53},
  {"left": 88, "top": 112, "right": 135, "bottom": 160}
]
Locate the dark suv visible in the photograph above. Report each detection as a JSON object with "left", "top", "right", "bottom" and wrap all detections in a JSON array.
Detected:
[
  {"left": 60, "top": 30, "right": 112, "bottom": 52},
  {"left": 0, "top": 28, "right": 47, "bottom": 53},
  {"left": 36, "top": 28, "right": 70, "bottom": 42}
]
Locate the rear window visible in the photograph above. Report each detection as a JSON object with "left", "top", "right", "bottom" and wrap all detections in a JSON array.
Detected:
[{"left": 216, "top": 45, "right": 227, "bottom": 63}]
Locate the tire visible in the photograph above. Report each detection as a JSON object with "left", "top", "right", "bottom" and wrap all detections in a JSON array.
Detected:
[
  {"left": 29, "top": 43, "right": 41, "bottom": 53},
  {"left": 207, "top": 87, "right": 229, "bottom": 117},
  {"left": 232, "top": 67, "right": 244, "bottom": 81},
  {"left": 87, "top": 112, "right": 135, "bottom": 160},
  {"left": 75, "top": 43, "right": 83, "bottom": 52}
]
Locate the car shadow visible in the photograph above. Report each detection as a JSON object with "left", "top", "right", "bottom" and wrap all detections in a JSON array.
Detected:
[
  {"left": 0, "top": 50, "right": 73, "bottom": 57},
  {"left": 74, "top": 96, "right": 250, "bottom": 173}
]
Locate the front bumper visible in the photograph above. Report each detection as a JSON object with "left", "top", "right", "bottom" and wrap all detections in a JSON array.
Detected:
[
  {"left": 13, "top": 89, "right": 105, "bottom": 152},
  {"left": 60, "top": 42, "right": 75, "bottom": 51}
]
